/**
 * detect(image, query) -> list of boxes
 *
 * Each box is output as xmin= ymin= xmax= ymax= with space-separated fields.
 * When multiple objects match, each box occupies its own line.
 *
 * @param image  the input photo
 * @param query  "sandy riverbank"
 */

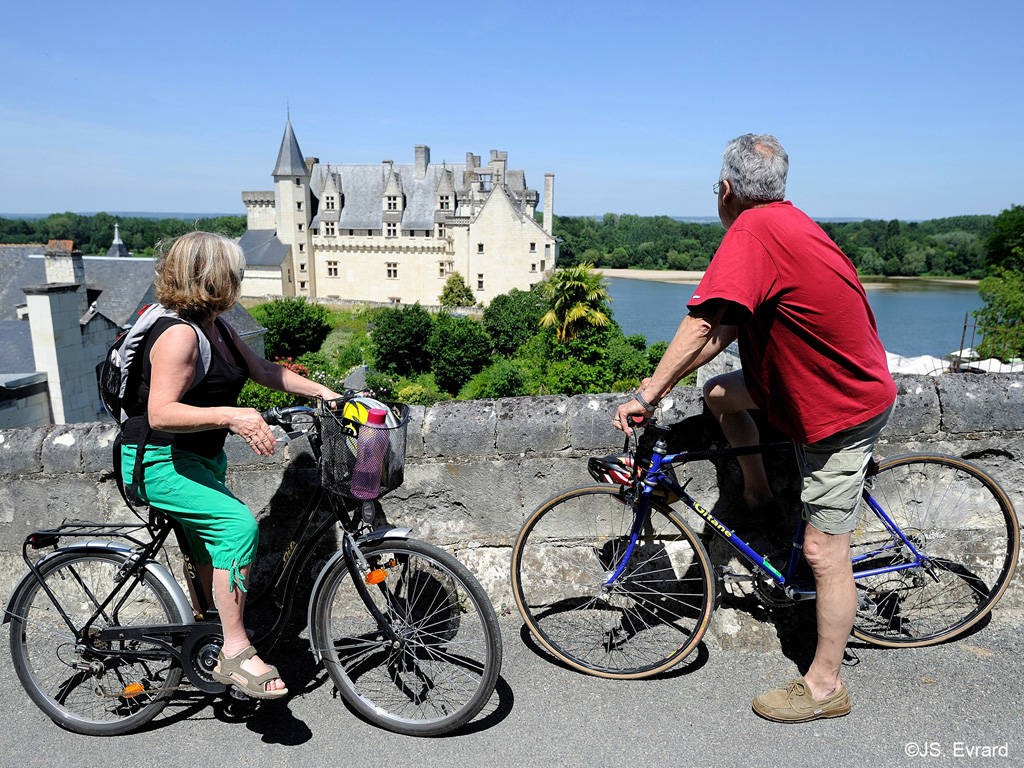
xmin=596 ymin=268 xmax=979 ymax=289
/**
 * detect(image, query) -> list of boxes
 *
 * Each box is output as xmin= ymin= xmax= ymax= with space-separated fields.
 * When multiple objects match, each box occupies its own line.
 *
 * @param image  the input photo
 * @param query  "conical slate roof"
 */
xmin=272 ymin=118 xmax=307 ymax=178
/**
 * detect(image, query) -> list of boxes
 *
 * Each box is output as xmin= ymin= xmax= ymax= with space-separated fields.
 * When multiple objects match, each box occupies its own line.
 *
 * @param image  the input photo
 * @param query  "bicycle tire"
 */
xmin=851 ymin=453 xmax=1020 ymax=647
xmin=8 ymin=550 xmax=185 ymax=735
xmin=310 ymin=538 xmax=502 ymax=736
xmin=511 ymin=484 xmax=715 ymax=679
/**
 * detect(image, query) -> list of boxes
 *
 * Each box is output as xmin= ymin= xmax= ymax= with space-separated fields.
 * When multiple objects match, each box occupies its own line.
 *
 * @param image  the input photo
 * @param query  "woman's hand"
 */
xmin=228 ymin=408 xmax=276 ymax=456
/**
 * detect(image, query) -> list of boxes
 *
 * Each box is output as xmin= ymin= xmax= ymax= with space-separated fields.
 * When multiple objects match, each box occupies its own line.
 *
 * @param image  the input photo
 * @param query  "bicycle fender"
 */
xmin=305 ymin=527 xmax=412 ymax=661
xmin=3 ymin=541 xmax=194 ymax=625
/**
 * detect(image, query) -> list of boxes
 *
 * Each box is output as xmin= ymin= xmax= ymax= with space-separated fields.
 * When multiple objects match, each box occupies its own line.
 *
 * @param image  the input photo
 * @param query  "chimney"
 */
xmin=415 ymin=145 xmax=430 ymax=179
xmin=543 ymin=173 xmax=555 ymax=235
xmin=43 ymin=240 xmax=87 ymax=314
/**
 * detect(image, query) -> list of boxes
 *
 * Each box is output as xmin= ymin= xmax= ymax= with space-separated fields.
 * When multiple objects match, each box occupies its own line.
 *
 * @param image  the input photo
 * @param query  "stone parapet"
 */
xmin=1 ymin=374 xmax=1022 ymax=648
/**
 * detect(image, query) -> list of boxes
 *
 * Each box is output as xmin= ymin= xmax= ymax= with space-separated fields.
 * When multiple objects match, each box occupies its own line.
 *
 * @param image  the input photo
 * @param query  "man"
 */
xmin=614 ymin=134 xmax=896 ymax=723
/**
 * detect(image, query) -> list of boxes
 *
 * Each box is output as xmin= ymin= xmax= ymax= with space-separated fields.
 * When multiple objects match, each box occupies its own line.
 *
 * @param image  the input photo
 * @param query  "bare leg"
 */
xmin=801 ymin=525 xmax=855 ymax=699
xmin=702 ymin=370 xmax=772 ymax=507
xmin=184 ymin=563 xmax=214 ymax=615
xmin=213 ymin=567 xmax=286 ymax=693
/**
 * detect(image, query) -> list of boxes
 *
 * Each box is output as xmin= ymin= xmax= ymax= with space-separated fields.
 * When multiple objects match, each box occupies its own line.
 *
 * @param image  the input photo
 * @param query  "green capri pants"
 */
xmin=120 ymin=444 xmax=258 ymax=592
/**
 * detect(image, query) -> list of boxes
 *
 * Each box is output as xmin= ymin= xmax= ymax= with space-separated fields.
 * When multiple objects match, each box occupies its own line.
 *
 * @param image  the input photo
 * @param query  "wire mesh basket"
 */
xmin=319 ymin=400 xmax=410 ymax=499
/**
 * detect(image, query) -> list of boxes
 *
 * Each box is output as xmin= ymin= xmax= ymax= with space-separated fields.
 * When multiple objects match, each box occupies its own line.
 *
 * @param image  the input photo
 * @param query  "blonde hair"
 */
xmin=153 ymin=232 xmax=245 ymax=321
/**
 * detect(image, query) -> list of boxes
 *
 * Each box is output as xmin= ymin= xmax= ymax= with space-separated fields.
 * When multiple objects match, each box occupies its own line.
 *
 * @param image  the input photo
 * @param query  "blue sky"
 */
xmin=1 ymin=1 xmax=1021 ymax=220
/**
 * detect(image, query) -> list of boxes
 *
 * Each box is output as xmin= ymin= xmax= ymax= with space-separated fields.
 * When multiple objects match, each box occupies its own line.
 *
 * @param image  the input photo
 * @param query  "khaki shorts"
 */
xmin=794 ymin=405 xmax=893 ymax=535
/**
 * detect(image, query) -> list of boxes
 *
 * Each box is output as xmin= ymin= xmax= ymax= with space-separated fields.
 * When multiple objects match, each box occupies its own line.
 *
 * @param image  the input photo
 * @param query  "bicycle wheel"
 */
xmin=851 ymin=454 xmax=1020 ymax=647
xmin=511 ymin=484 xmax=715 ymax=679
xmin=311 ymin=538 xmax=502 ymax=736
xmin=8 ymin=550 xmax=185 ymax=735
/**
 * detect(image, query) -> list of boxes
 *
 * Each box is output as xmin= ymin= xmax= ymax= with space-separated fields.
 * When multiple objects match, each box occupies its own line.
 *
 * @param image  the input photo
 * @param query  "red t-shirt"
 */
xmin=689 ymin=201 xmax=896 ymax=444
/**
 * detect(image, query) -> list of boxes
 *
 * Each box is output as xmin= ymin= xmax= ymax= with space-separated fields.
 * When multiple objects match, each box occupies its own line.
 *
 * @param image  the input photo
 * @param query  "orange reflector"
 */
xmin=365 ymin=569 xmax=388 ymax=585
xmin=121 ymin=682 xmax=146 ymax=698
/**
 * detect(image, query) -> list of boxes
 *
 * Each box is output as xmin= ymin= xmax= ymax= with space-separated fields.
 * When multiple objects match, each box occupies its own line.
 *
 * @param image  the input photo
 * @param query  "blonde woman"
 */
xmin=119 ymin=231 xmax=343 ymax=699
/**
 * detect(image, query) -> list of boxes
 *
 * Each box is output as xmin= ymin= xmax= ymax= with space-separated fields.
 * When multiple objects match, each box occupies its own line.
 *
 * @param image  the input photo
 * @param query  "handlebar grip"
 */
xmin=261 ymin=406 xmax=284 ymax=425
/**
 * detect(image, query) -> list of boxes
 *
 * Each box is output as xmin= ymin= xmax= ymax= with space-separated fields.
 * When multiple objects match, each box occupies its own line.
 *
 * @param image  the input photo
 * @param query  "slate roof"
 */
xmin=238 ymin=229 xmax=291 ymax=268
xmin=273 ymin=119 xmax=308 ymax=178
xmin=0 ymin=319 xmax=35 ymax=375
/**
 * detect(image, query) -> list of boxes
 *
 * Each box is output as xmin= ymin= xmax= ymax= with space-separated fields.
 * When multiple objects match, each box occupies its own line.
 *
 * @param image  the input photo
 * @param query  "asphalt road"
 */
xmin=1 ymin=612 xmax=1021 ymax=768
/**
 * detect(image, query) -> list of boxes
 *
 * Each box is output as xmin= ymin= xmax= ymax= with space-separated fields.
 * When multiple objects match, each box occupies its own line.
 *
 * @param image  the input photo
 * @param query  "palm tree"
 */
xmin=539 ymin=262 xmax=611 ymax=342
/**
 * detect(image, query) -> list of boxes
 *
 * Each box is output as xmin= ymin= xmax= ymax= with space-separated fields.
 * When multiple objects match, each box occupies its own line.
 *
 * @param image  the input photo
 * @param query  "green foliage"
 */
xmin=459 ymin=360 xmax=528 ymax=399
xmin=0 ymin=213 xmax=246 ymax=255
xmin=295 ymin=351 xmax=347 ymax=394
xmin=370 ymin=304 xmax=433 ymax=376
xmin=974 ymin=267 xmax=1024 ymax=361
xmin=250 ymin=297 xmax=331 ymax=360
xmin=438 ymin=273 xmax=477 ymax=307
xmin=984 ymin=205 xmax=1024 ymax=273
xmin=237 ymin=380 xmax=298 ymax=410
xmin=539 ymin=263 xmax=611 ymax=342
xmin=428 ymin=313 xmax=493 ymax=394
xmin=482 ymin=287 xmax=546 ymax=356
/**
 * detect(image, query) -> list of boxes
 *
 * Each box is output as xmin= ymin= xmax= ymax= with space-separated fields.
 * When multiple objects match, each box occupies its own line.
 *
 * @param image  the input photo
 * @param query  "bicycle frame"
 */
xmin=611 ymin=438 xmax=934 ymax=601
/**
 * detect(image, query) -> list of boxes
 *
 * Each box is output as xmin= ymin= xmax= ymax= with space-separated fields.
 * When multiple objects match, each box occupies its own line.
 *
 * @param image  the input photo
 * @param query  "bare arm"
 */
xmin=613 ymin=303 xmax=737 ymax=432
xmin=225 ymin=322 xmax=343 ymax=402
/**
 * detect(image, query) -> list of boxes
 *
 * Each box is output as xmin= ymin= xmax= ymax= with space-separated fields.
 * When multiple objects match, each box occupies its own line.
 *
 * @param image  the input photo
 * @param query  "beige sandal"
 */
xmin=212 ymin=645 xmax=288 ymax=700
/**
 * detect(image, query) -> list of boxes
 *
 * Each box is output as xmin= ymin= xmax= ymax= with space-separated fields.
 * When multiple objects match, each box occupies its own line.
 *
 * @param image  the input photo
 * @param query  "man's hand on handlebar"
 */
xmin=613 ymin=399 xmax=651 ymax=435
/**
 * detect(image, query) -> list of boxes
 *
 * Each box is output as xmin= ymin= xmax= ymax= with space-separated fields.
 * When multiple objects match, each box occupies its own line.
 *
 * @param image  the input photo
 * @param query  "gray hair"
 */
xmin=720 ymin=134 xmax=788 ymax=202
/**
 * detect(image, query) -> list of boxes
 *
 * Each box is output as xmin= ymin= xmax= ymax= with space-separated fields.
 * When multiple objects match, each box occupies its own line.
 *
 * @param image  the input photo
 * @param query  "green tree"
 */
xmin=249 ymin=297 xmax=332 ymax=360
xmin=439 ymin=272 xmax=476 ymax=307
xmin=428 ymin=313 xmax=493 ymax=394
xmin=371 ymin=303 xmax=433 ymax=376
xmin=985 ymin=205 xmax=1024 ymax=272
xmin=482 ymin=287 xmax=546 ymax=356
xmin=974 ymin=266 xmax=1024 ymax=361
xmin=539 ymin=263 xmax=611 ymax=342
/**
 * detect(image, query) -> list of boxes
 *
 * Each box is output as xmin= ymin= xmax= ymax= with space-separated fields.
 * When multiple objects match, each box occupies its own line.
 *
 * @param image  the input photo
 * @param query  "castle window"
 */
xmin=386 ymin=223 xmax=397 ymax=237
xmin=387 ymin=262 xmax=398 ymax=279
xmin=324 ymin=196 xmax=335 ymax=210
xmin=477 ymin=273 xmax=484 ymax=290
xmin=299 ymin=280 xmax=307 ymax=289
xmin=327 ymin=260 xmax=338 ymax=277
xmin=299 ymin=263 xmax=306 ymax=272
xmin=439 ymin=195 xmax=450 ymax=211
xmin=531 ymin=263 xmax=537 ymax=273
xmin=297 ymin=201 xmax=303 ymax=211
xmin=541 ymin=260 xmax=546 ymax=271
xmin=294 ymin=179 xmax=301 ymax=186
xmin=530 ymin=242 xmax=536 ymax=253
xmin=324 ymin=222 xmax=336 ymax=236
xmin=298 ymin=243 xmax=304 ymax=252
xmin=349 ymin=229 xmax=355 ymax=236
xmin=437 ymin=223 xmax=446 ymax=239
xmin=477 ymin=243 xmax=484 ymax=254
xmin=386 ymin=195 xmax=398 ymax=211
xmin=297 ymin=223 xmax=304 ymax=232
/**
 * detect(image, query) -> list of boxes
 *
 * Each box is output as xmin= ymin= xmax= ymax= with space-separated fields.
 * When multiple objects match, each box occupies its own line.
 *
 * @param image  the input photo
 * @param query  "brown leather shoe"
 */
xmin=752 ymin=678 xmax=851 ymax=723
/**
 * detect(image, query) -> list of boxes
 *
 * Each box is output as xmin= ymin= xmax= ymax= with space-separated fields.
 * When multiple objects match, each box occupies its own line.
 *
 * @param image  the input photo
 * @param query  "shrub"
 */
xmin=439 ymin=273 xmax=477 ymax=307
xmin=250 ymin=298 xmax=331 ymax=360
xmin=482 ymin=287 xmax=546 ymax=356
xmin=371 ymin=304 xmax=433 ymax=376
xmin=428 ymin=313 xmax=493 ymax=394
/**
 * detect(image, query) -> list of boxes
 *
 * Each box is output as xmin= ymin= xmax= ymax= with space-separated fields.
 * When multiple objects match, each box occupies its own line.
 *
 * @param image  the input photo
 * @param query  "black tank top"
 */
xmin=121 ymin=316 xmax=249 ymax=457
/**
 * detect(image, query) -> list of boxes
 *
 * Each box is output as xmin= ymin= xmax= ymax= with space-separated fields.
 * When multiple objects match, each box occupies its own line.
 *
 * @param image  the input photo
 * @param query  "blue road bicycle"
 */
xmin=511 ymin=418 xmax=1020 ymax=678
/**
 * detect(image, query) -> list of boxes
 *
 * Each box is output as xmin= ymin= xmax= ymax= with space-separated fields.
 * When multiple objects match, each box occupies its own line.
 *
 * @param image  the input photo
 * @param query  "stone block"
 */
xmin=887 ymin=375 xmax=940 ymax=436
xmin=422 ymin=400 xmax=496 ymax=458
xmin=495 ymin=395 xmax=569 ymax=456
xmin=404 ymin=405 xmax=426 ymax=460
xmin=939 ymin=374 xmax=1024 ymax=433
xmin=0 ymin=428 xmax=45 ymax=476
xmin=41 ymin=425 xmax=85 ymax=474
xmin=566 ymin=393 xmax=623 ymax=453
xmin=84 ymin=422 xmax=119 ymax=473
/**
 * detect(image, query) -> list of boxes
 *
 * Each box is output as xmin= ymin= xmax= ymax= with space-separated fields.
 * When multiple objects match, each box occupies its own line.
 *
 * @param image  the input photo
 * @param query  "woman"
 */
xmin=120 ymin=231 xmax=343 ymax=699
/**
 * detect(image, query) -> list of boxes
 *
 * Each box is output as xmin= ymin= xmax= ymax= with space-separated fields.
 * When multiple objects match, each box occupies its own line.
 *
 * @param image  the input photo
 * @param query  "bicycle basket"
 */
xmin=319 ymin=399 xmax=410 ymax=498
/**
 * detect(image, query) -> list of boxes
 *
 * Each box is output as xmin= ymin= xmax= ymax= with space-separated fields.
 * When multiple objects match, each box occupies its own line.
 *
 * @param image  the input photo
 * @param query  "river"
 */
xmin=605 ymin=277 xmax=982 ymax=358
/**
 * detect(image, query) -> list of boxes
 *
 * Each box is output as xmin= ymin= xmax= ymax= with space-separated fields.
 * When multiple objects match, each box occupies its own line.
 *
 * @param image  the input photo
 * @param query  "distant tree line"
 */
xmin=553 ymin=213 xmax=995 ymax=278
xmin=0 ymin=213 xmax=247 ymax=256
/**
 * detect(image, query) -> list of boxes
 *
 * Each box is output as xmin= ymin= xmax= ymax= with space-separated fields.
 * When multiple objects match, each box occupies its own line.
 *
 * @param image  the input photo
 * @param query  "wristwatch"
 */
xmin=632 ymin=390 xmax=656 ymax=411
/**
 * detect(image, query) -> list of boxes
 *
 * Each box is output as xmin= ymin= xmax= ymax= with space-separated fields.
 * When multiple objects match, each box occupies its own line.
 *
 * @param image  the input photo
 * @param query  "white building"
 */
xmin=240 ymin=119 xmax=558 ymax=305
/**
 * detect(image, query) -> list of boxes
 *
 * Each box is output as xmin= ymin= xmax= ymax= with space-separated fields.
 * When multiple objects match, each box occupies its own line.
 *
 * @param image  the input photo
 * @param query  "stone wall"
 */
xmin=2 ymin=374 xmax=1022 ymax=646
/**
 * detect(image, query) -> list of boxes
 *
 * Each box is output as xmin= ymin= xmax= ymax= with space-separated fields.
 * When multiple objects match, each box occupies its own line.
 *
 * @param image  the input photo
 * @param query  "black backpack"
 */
xmin=97 ymin=303 xmax=213 ymax=506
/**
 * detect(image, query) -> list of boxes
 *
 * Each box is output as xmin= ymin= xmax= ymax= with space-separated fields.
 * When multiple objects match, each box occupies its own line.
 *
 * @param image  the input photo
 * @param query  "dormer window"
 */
xmin=324 ymin=195 xmax=336 ymax=210
xmin=439 ymin=195 xmax=451 ymax=211
xmin=386 ymin=195 xmax=399 ymax=211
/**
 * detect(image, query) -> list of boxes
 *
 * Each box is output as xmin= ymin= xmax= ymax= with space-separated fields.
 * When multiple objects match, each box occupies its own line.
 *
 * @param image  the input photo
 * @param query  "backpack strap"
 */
xmin=116 ymin=304 xmax=212 ymax=422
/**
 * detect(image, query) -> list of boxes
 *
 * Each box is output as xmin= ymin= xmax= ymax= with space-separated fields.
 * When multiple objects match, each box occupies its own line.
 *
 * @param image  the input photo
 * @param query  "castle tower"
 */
xmin=273 ymin=118 xmax=314 ymax=296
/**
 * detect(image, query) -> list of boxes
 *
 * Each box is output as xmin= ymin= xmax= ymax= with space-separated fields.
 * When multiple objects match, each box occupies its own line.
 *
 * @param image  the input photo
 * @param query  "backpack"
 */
xmin=97 ymin=303 xmax=213 ymax=425
xmin=97 ymin=303 xmax=213 ymax=507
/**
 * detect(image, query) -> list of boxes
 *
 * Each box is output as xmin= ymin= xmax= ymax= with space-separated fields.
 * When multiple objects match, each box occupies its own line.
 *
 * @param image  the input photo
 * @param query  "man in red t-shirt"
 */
xmin=614 ymin=134 xmax=896 ymax=723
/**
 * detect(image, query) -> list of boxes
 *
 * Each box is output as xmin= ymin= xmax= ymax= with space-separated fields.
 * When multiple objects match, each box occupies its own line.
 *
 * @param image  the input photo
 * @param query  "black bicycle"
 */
xmin=3 ymin=397 xmax=502 ymax=736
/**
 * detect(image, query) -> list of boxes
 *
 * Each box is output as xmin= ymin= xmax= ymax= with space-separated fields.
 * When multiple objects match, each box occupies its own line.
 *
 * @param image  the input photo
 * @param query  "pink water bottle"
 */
xmin=349 ymin=408 xmax=390 ymax=500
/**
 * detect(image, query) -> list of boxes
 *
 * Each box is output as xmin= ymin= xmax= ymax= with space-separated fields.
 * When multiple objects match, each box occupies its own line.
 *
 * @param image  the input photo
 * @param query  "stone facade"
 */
xmin=240 ymin=120 xmax=558 ymax=306
xmin=1 ymin=376 xmax=1022 ymax=649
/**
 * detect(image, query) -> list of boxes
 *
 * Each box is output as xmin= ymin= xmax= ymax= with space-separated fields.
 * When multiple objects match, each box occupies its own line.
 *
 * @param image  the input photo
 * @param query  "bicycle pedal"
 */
xmin=717 ymin=566 xmax=754 ymax=583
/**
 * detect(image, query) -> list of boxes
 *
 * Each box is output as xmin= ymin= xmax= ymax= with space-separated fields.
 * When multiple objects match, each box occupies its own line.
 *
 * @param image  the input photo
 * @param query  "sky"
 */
xmin=1 ymin=1 xmax=1022 ymax=221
